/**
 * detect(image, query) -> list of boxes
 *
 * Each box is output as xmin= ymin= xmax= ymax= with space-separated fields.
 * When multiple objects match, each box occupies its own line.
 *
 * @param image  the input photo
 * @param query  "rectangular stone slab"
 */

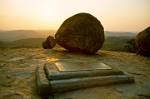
xmin=36 ymin=66 xmax=134 ymax=97
xmin=35 ymin=66 xmax=52 ymax=97
xmin=44 ymin=62 xmax=124 ymax=80
xmin=49 ymin=75 xmax=134 ymax=93
xmin=55 ymin=61 xmax=112 ymax=71
xmin=53 ymin=60 xmax=112 ymax=71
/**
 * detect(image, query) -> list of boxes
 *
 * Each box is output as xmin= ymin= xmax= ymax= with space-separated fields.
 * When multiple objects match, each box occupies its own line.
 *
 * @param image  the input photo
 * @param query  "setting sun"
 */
xmin=0 ymin=0 xmax=150 ymax=32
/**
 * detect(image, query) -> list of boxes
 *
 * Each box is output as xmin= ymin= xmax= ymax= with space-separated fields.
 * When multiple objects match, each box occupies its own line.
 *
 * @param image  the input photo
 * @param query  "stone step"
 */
xmin=35 ymin=65 xmax=134 ymax=98
xmin=44 ymin=62 xmax=124 ymax=80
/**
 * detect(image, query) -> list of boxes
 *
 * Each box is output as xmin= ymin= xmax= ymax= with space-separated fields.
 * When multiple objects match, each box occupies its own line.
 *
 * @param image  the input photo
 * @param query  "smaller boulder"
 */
xmin=42 ymin=36 xmax=56 ymax=49
xmin=135 ymin=26 xmax=150 ymax=56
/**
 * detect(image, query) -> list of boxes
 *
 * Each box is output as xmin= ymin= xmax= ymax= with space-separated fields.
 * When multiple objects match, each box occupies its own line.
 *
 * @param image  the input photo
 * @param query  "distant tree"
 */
xmin=125 ymin=38 xmax=136 ymax=53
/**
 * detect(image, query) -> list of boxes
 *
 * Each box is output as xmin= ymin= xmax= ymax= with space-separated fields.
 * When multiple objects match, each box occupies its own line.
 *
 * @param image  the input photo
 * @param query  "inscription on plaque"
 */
xmin=54 ymin=60 xmax=112 ymax=72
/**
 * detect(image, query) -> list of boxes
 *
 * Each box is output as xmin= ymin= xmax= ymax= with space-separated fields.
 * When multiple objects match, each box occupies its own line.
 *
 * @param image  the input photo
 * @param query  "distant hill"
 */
xmin=0 ymin=30 xmax=136 ymax=42
xmin=102 ymin=31 xmax=136 ymax=51
xmin=105 ymin=31 xmax=136 ymax=37
xmin=0 ymin=38 xmax=45 ymax=48
xmin=0 ymin=30 xmax=137 ymax=52
xmin=0 ymin=36 xmax=135 ymax=52
xmin=102 ymin=36 xmax=133 ymax=51
xmin=10 ymin=38 xmax=45 ymax=48
xmin=0 ymin=30 xmax=55 ymax=42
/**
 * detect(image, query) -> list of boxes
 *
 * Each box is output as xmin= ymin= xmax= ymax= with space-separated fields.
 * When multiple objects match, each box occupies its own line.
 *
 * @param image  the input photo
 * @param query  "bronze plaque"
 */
xmin=54 ymin=60 xmax=112 ymax=72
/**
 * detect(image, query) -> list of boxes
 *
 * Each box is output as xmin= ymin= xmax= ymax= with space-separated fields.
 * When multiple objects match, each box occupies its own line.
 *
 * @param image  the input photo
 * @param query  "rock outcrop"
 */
xmin=135 ymin=26 xmax=150 ymax=56
xmin=55 ymin=13 xmax=104 ymax=54
xmin=42 ymin=36 xmax=56 ymax=49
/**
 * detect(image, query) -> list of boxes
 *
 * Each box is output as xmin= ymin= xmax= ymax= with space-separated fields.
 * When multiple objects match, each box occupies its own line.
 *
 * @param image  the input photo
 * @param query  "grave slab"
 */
xmin=35 ymin=60 xmax=134 ymax=98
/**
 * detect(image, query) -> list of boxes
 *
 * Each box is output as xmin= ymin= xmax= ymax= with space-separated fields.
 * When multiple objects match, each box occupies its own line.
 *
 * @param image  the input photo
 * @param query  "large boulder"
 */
xmin=55 ymin=13 xmax=104 ymax=54
xmin=42 ymin=36 xmax=56 ymax=49
xmin=135 ymin=26 xmax=150 ymax=56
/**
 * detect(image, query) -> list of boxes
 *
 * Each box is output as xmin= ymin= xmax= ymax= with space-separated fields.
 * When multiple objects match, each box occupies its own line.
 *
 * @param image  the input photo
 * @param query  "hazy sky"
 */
xmin=0 ymin=0 xmax=150 ymax=32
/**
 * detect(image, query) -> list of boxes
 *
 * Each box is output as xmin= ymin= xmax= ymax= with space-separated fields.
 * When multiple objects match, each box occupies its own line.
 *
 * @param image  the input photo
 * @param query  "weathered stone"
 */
xmin=0 ymin=93 xmax=23 ymax=99
xmin=42 ymin=36 xmax=56 ymax=49
xmin=36 ymin=64 xmax=134 ymax=94
xmin=35 ymin=66 xmax=52 ymax=97
xmin=135 ymin=26 xmax=150 ymax=56
xmin=44 ymin=62 xmax=124 ymax=80
xmin=49 ymin=75 xmax=134 ymax=93
xmin=55 ymin=13 xmax=104 ymax=54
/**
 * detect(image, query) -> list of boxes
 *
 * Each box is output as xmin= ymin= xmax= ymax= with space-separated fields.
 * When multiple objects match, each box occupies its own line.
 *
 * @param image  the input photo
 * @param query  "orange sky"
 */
xmin=0 ymin=0 xmax=150 ymax=32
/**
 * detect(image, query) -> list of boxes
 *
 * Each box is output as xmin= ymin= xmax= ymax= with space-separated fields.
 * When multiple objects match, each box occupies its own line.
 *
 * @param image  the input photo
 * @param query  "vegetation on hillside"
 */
xmin=0 ymin=30 xmax=136 ymax=52
xmin=0 ymin=38 xmax=45 ymax=48
xmin=101 ymin=36 xmax=133 ymax=51
xmin=0 ymin=36 xmax=135 ymax=52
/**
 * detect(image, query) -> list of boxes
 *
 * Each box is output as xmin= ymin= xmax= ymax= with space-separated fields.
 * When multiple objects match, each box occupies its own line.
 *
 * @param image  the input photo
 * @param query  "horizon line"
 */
xmin=0 ymin=29 xmax=138 ymax=33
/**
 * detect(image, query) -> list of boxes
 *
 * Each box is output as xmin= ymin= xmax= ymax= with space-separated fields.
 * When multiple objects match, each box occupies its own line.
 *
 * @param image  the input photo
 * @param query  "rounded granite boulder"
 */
xmin=55 ymin=13 xmax=104 ymax=54
xmin=42 ymin=36 xmax=56 ymax=49
xmin=135 ymin=26 xmax=150 ymax=56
